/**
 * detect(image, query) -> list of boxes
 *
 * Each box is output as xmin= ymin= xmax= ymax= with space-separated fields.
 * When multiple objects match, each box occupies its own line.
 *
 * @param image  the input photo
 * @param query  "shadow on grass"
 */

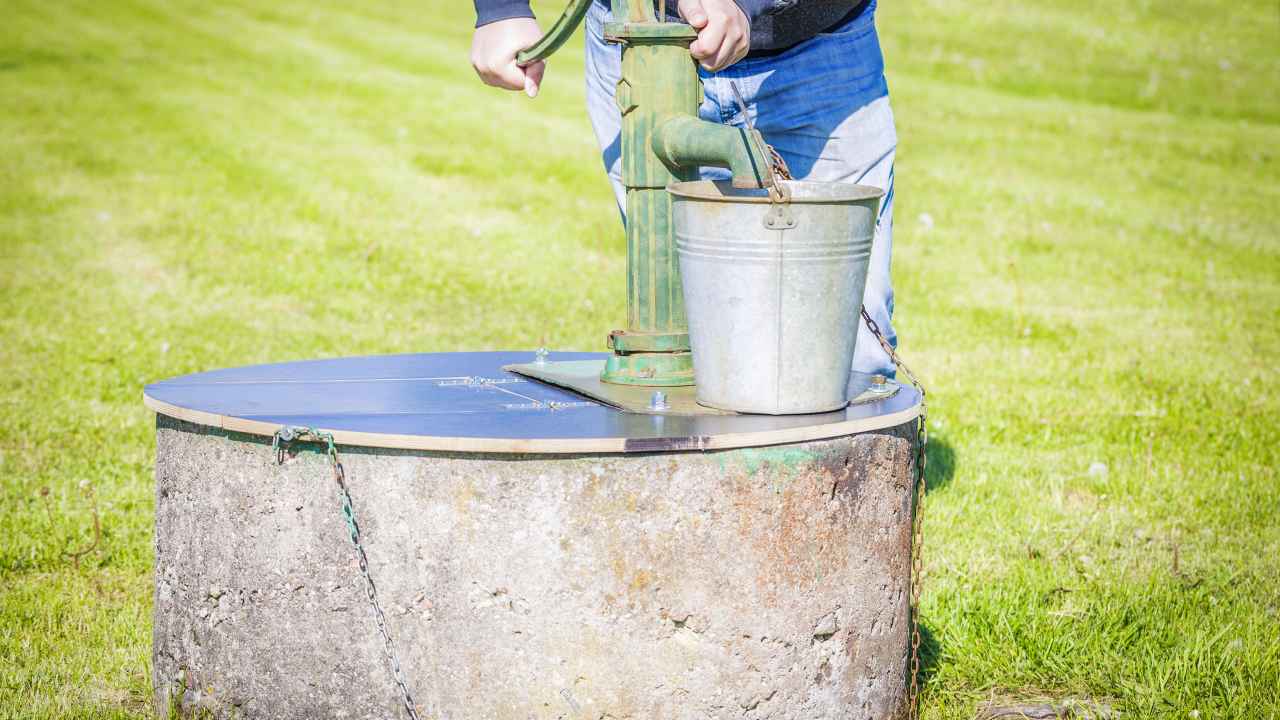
xmin=916 ymin=621 xmax=943 ymax=685
xmin=924 ymin=435 xmax=956 ymax=493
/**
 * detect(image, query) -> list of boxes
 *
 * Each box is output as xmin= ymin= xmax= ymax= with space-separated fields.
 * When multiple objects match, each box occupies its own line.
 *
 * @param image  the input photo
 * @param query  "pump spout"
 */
xmin=652 ymin=115 xmax=774 ymax=189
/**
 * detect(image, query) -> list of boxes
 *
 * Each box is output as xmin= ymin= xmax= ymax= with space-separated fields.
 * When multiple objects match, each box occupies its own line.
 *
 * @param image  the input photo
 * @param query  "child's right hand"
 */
xmin=470 ymin=18 xmax=547 ymax=98
xmin=678 ymin=0 xmax=751 ymax=71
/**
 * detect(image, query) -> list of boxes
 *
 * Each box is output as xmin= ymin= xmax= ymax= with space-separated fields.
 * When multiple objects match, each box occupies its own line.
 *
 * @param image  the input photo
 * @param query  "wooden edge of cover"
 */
xmin=143 ymin=392 xmax=922 ymax=455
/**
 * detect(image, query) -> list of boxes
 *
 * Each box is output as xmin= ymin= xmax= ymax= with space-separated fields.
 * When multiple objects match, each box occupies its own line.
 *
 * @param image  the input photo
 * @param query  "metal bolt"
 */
xmin=533 ymin=347 xmax=549 ymax=365
xmin=649 ymin=391 xmax=669 ymax=411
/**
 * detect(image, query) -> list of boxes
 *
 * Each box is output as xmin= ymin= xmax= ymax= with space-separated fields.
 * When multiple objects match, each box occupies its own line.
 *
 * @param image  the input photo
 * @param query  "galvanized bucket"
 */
xmin=670 ymin=179 xmax=884 ymax=414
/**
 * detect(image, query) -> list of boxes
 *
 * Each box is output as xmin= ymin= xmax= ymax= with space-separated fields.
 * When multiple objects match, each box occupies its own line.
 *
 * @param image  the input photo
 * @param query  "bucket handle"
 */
xmin=729 ymin=81 xmax=796 ymax=231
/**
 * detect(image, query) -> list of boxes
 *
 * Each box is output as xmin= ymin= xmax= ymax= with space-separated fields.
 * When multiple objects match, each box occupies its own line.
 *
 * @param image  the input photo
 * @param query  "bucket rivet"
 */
xmin=649 ymin=391 xmax=669 ymax=411
xmin=533 ymin=347 xmax=549 ymax=365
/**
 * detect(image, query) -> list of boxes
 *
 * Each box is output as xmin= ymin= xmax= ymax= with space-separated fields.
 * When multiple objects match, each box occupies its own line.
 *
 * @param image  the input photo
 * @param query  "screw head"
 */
xmin=649 ymin=391 xmax=669 ymax=411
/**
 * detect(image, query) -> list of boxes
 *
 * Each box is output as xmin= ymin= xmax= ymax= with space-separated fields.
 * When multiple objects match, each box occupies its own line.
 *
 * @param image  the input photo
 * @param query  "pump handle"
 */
xmin=515 ymin=0 xmax=594 ymax=67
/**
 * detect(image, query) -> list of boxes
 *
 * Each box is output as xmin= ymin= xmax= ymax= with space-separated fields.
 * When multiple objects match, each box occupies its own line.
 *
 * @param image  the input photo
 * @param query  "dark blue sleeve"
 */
xmin=731 ymin=0 xmax=776 ymax=24
xmin=474 ymin=0 xmax=535 ymax=27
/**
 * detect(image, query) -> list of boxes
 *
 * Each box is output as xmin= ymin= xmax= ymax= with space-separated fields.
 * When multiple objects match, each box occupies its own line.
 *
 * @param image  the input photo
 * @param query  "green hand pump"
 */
xmin=517 ymin=0 xmax=774 ymax=386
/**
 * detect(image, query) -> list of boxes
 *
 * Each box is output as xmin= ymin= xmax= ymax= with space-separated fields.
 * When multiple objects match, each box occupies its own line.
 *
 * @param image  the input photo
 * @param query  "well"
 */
xmin=146 ymin=351 xmax=920 ymax=719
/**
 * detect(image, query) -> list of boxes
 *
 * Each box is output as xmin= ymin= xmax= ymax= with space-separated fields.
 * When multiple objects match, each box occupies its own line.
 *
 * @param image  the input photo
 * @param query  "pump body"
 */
xmin=518 ymin=0 xmax=772 ymax=386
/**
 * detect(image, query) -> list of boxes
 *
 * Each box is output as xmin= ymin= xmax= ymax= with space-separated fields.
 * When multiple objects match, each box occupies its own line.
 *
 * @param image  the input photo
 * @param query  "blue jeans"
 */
xmin=584 ymin=1 xmax=898 ymax=377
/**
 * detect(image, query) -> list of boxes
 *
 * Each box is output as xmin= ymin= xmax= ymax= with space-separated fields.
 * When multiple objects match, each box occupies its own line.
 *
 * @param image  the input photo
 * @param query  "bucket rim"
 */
xmin=667 ymin=179 xmax=884 ymax=204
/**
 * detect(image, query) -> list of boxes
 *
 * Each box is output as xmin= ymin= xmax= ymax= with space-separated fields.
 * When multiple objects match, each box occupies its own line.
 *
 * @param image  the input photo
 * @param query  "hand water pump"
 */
xmin=517 ymin=0 xmax=775 ymax=387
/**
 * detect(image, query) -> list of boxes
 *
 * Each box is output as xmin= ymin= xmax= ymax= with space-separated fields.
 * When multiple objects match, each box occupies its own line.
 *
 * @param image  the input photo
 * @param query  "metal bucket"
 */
xmin=670 ymin=179 xmax=884 ymax=414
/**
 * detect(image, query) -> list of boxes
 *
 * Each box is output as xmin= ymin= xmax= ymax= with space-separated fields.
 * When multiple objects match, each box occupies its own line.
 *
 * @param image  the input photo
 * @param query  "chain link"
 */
xmin=860 ymin=308 xmax=927 ymax=720
xmin=767 ymin=144 xmax=793 ymax=183
xmin=273 ymin=427 xmax=422 ymax=720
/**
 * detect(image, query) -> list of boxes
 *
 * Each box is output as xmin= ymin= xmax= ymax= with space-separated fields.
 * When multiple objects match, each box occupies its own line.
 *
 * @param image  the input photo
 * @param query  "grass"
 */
xmin=1 ymin=0 xmax=1277 ymax=717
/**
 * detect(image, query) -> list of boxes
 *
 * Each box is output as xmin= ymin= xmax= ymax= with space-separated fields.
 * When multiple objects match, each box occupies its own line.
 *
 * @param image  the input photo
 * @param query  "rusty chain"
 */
xmin=272 ymin=427 xmax=422 ymax=720
xmin=860 ymin=308 xmax=928 ymax=720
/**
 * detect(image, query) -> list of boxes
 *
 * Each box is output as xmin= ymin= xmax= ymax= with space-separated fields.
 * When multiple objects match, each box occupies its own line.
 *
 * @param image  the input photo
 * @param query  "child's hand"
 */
xmin=470 ymin=18 xmax=546 ymax=98
xmin=678 ymin=0 xmax=751 ymax=71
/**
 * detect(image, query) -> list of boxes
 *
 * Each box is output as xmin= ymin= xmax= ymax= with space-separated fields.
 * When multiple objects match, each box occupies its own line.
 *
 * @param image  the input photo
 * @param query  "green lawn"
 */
xmin=1 ymin=0 xmax=1277 ymax=717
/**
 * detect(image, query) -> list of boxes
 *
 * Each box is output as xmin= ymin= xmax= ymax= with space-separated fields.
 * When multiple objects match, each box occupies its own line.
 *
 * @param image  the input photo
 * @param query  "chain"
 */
xmin=859 ymin=308 xmax=927 ymax=720
xmin=767 ymin=145 xmax=793 ymax=182
xmin=273 ymin=427 xmax=422 ymax=720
